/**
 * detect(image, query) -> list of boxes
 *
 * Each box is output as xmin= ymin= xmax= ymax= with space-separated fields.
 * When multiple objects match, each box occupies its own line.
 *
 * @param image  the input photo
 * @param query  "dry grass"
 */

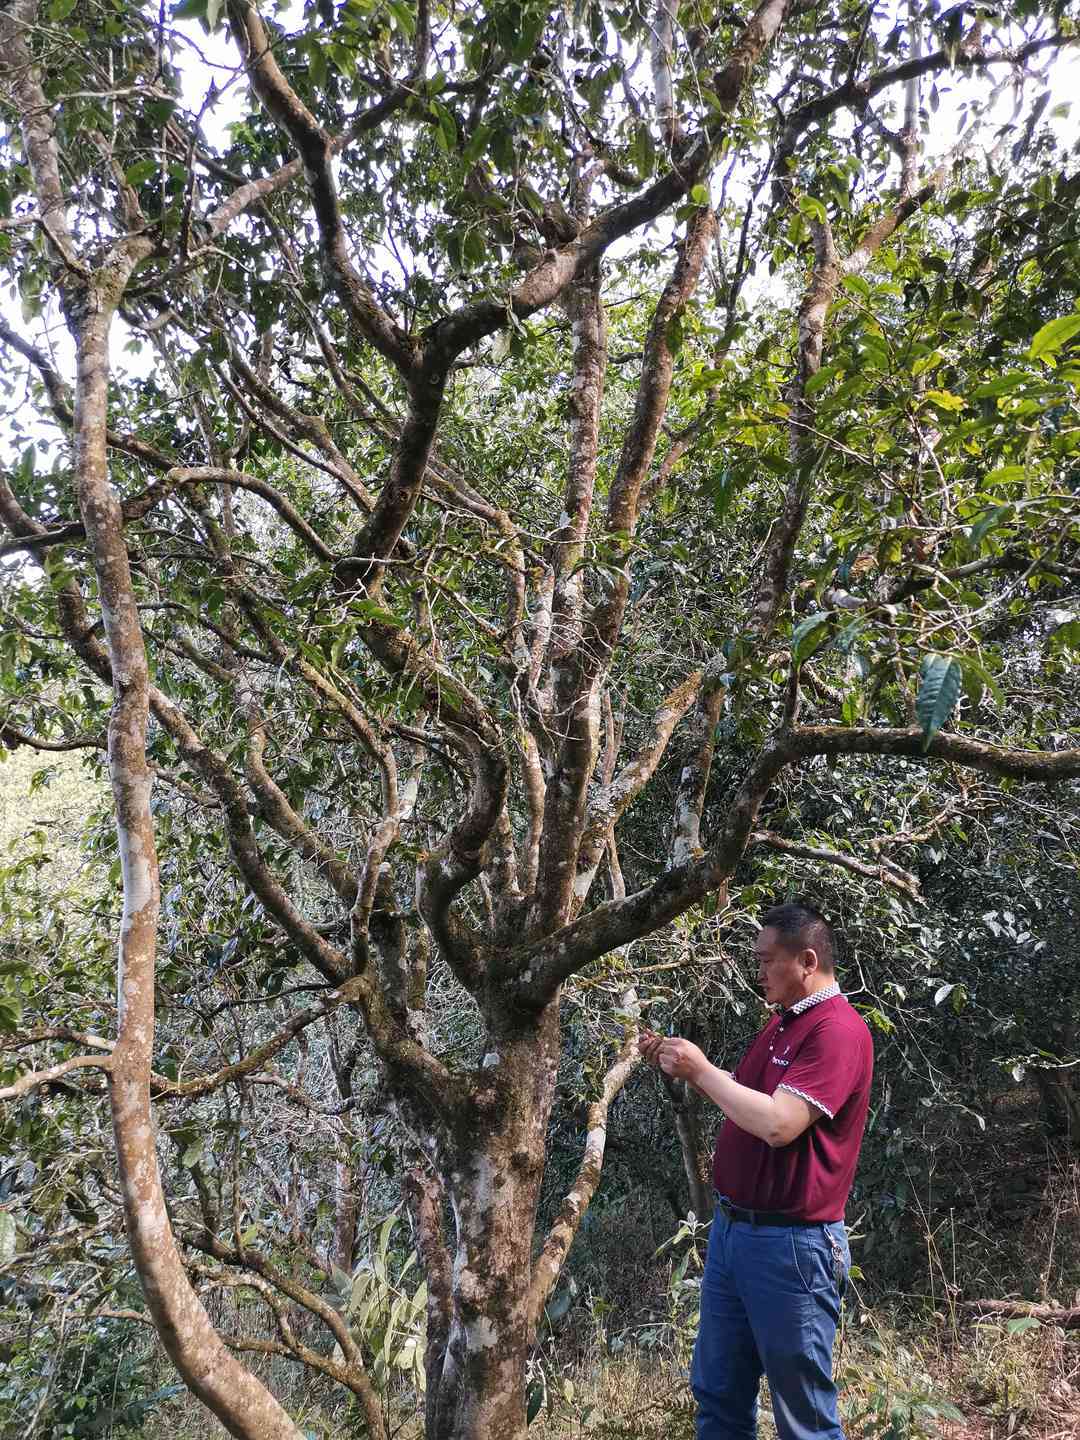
xmin=527 ymin=1313 xmax=1079 ymax=1440
xmin=137 ymin=1302 xmax=1079 ymax=1440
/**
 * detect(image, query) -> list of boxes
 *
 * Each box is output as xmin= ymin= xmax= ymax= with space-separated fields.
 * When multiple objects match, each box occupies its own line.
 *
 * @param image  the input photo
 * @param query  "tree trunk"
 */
xmin=73 ymin=299 xmax=304 ymax=1440
xmin=660 ymin=1073 xmax=715 ymax=1223
xmin=425 ymin=1001 xmax=559 ymax=1440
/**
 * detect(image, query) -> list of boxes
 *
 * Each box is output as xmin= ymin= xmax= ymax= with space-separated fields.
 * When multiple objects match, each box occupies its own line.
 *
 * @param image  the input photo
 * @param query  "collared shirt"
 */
xmin=711 ymin=992 xmax=873 ymax=1222
xmin=785 ymin=980 xmax=841 ymax=1018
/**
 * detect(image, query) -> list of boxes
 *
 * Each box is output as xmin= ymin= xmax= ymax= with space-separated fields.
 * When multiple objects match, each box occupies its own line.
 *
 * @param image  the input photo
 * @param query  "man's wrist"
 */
xmin=693 ymin=1059 xmax=732 ymax=1101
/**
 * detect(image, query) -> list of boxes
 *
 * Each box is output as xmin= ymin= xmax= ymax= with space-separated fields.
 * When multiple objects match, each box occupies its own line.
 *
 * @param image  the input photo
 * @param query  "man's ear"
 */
xmin=802 ymin=946 xmax=820 ymax=976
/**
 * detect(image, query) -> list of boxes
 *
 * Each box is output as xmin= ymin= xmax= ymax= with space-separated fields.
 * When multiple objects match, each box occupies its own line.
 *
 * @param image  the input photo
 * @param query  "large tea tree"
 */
xmin=2 ymin=0 xmax=1080 ymax=1435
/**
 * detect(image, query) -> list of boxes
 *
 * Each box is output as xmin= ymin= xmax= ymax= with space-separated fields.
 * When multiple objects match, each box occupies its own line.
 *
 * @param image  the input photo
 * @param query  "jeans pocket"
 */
xmin=790 ymin=1227 xmax=836 ymax=1294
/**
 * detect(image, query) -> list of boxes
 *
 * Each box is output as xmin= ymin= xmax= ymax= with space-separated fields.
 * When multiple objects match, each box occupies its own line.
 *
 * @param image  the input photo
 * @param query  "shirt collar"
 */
xmin=782 ymin=981 xmax=841 ymax=1021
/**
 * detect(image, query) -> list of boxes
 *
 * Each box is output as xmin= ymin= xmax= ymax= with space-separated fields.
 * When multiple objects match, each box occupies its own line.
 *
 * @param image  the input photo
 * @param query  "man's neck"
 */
xmin=784 ymin=980 xmax=841 ymax=1017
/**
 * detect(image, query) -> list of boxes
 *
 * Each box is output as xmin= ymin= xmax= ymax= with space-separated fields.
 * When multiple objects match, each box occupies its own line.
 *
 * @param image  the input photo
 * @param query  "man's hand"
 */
xmin=638 ymin=1028 xmax=664 ymax=1067
xmin=639 ymin=1029 xmax=709 ymax=1086
xmin=640 ymin=1029 xmax=820 ymax=1147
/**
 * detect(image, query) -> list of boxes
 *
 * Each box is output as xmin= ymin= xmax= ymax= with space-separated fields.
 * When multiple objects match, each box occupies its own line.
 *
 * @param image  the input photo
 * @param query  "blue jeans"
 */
xmin=691 ymin=1206 xmax=850 ymax=1440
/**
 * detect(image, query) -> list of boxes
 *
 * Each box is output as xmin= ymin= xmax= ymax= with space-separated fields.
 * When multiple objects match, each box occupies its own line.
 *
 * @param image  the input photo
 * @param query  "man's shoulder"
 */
xmin=805 ymin=996 xmax=873 ymax=1045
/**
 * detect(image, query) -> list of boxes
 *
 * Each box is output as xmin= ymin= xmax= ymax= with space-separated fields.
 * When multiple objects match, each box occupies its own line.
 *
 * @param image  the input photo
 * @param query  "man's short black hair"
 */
xmin=760 ymin=901 xmax=836 ymax=974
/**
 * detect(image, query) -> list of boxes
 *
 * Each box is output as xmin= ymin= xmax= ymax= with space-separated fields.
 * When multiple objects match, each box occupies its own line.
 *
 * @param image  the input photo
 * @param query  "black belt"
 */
xmin=715 ymin=1196 xmax=833 ymax=1228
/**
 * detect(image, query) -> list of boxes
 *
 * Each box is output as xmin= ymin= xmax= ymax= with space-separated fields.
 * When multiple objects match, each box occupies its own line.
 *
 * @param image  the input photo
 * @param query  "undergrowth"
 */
xmin=133 ymin=1157 xmax=1080 ymax=1440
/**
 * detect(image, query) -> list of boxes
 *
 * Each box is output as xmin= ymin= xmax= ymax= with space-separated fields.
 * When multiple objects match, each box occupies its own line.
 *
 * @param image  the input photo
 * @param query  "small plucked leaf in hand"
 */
xmin=916 ymin=654 xmax=962 ymax=749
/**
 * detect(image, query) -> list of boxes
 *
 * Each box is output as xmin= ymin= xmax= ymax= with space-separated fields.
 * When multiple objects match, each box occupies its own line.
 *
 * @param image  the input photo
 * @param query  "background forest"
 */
xmin=2 ymin=0 xmax=1080 ymax=1435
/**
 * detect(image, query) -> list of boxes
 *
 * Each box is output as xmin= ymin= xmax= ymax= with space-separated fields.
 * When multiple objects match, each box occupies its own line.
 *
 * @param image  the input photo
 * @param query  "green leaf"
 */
xmin=526 ymin=1377 xmax=546 ymax=1425
xmin=377 ymin=1211 xmax=397 ymax=1262
xmin=916 ymin=654 xmax=962 ymax=750
xmin=836 ymin=619 xmax=865 ymax=654
xmin=511 ymin=7 xmax=544 ymax=60
xmin=958 ymin=655 xmax=1004 ymax=709
xmin=972 ymin=373 xmax=1026 ymax=399
xmin=180 ymin=1140 xmax=203 ymax=1167
xmin=125 ymin=160 xmax=158 ymax=187
xmin=791 ymin=612 xmax=832 ymax=664
xmin=910 ymin=349 xmax=942 ymax=378
xmin=805 ymin=362 xmax=841 ymax=397
xmin=923 ymin=389 xmax=965 ymax=412
xmin=48 ymin=0 xmax=77 ymax=18
xmin=1006 ymin=1317 xmax=1042 ymax=1335
xmin=428 ymin=101 xmax=457 ymax=152
xmin=308 ymin=39 xmax=327 ymax=89
xmin=1048 ymin=618 xmax=1080 ymax=656
xmin=797 ymin=194 xmax=827 ymax=225
xmin=146 ymin=97 xmax=178 ymax=126
xmin=463 ymin=228 xmax=486 ymax=266
xmin=705 ymin=468 xmax=738 ymax=523
xmin=387 ymin=0 xmax=415 ymax=36
xmin=1028 ymin=312 xmax=1080 ymax=362
xmin=983 ymin=465 xmax=1025 ymax=491
xmin=354 ymin=600 xmax=406 ymax=629
xmin=968 ymin=504 xmax=1012 ymax=548
xmin=462 ymin=123 xmax=493 ymax=166
xmin=631 ymin=124 xmax=655 ymax=179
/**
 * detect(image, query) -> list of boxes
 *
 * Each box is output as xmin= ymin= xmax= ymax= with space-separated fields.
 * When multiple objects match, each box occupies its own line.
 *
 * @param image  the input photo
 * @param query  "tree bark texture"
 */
xmin=74 ymin=298 xmax=306 ymax=1440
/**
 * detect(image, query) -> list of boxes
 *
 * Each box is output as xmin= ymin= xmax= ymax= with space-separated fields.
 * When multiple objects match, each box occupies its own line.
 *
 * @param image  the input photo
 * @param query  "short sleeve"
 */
xmin=778 ymin=1019 xmax=868 ymax=1120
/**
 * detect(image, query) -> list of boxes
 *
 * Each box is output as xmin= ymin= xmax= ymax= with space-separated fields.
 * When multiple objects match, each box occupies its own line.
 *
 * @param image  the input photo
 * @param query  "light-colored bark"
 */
xmin=80 ymin=272 xmax=306 ymax=1440
xmin=528 ymin=1012 xmax=641 ymax=1330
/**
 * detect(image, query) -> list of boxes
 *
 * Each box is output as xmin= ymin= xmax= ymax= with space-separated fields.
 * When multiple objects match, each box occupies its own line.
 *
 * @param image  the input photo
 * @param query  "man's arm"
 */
xmin=639 ymin=1030 xmax=820 ymax=1149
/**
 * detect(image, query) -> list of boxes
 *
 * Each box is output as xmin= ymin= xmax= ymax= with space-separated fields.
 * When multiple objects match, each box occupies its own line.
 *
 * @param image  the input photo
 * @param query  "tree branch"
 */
xmin=573 ymin=671 xmax=703 ymax=912
xmin=528 ymin=1025 xmax=640 ymax=1332
xmin=227 ymin=0 xmax=418 ymax=376
xmin=787 ymin=725 xmax=1080 ymax=781
xmin=749 ymin=829 xmax=922 ymax=901
xmin=0 ymin=1053 xmax=112 ymax=1099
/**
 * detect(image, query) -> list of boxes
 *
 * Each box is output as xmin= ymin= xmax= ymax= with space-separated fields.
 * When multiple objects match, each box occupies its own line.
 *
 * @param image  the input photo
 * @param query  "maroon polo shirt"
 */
xmin=711 ymin=993 xmax=873 ymax=1222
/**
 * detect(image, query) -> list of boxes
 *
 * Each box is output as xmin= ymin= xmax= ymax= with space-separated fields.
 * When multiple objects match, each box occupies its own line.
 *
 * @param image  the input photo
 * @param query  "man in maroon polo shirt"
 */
xmin=640 ymin=902 xmax=872 ymax=1440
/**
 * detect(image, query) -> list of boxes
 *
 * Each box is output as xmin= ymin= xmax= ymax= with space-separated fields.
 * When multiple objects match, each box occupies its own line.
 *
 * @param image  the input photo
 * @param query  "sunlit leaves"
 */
xmin=1028 ymin=311 xmax=1080 ymax=364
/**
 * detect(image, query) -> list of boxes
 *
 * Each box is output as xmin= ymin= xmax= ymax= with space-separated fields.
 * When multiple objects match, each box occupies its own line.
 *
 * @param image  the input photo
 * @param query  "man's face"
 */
xmin=754 ymin=926 xmax=813 ymax=1009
